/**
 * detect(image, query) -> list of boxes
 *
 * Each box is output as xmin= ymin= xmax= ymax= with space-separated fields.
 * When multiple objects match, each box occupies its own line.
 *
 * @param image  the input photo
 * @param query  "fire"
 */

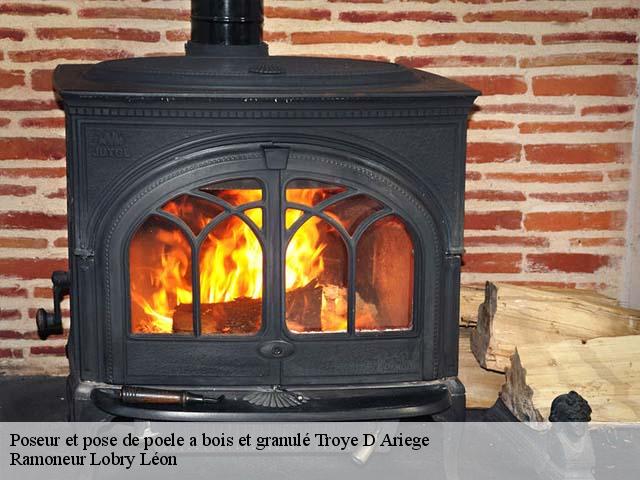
xmin=130 ymin=188 xmax=332 ymax=334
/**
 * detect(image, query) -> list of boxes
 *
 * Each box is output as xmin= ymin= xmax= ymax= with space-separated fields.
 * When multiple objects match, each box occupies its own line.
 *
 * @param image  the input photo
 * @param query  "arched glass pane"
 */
xmin=243 ymin=207 xmax=263 ymax=230
xmin=129 ymin=215 xmax=193 ymax=335
xmin=162 ymin=195 xmax=224 ymax=235
xmin=200 ymin=179 xmax=262 ymax=206
xmin=356 ymin=215 xmax=413 ymax=332
xmin=199 ymin=216 xmax=263 ymax=335
xmin=286 ymin=216 xmax=347 ymax=333
xmin=324 ymin=194 xmax=384 ymax=235
xmin=286 ymin=180 xmax=346 ymax=207
xmin=285 ymin=208 xmax=304 ymax=229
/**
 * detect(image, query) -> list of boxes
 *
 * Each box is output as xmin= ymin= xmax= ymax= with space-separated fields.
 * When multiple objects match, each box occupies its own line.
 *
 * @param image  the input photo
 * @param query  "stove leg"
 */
xmin=432 ymin=377 xmax=466 ymax=422
xmin=67 ymin=377 xmax=115 ymax=421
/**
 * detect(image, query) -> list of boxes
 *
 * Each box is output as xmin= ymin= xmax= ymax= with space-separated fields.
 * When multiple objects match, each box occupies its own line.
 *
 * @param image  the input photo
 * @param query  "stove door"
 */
xmin=276 ymin=173 xmax=424 ymax=385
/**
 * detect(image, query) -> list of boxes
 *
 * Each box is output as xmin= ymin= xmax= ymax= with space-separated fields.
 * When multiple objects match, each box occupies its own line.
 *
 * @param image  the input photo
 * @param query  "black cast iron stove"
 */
xmin=37 ymin=0 xmax=478 ymax=421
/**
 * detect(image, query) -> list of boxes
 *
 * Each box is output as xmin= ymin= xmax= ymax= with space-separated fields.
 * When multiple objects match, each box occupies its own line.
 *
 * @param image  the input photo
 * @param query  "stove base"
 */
xmin=67 ymin=377 xmax=465 ymax=422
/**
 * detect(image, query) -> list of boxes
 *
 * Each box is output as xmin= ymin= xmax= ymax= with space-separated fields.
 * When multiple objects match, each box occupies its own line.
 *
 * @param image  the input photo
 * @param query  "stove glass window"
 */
xmin=285 ymin=181 xmax=414 ymax=334
xmin=129 ymin=179 xmax=264 ymax=336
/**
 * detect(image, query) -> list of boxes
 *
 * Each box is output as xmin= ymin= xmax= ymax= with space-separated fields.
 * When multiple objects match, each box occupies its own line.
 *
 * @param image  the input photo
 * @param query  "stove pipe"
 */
xmin=187 ymin=0 xmax=268 ymax=56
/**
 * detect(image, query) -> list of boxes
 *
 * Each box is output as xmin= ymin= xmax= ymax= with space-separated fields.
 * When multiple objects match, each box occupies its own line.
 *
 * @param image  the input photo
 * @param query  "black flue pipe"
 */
xmin=187 ymin=0 xmax=267 ymax=56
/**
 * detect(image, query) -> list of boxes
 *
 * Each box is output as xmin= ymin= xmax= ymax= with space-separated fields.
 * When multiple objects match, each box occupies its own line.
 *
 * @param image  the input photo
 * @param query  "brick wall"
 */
xmin=0 ymin=0 xmax=638 ymax=375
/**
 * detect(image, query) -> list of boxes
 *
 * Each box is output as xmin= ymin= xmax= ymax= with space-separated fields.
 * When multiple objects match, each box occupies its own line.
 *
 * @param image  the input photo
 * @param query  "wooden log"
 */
xmin=459 ymin=285 xmax=484 ymax=327
xmin=501 ymin=335 xmax=640 ymax=422
xmin=471 ymin=282 xmax=640 ymax=372
xmin=173 ymin=282 xmax=323 ymax=334
xmin=458 ymin=328 xmax=504 ymax=409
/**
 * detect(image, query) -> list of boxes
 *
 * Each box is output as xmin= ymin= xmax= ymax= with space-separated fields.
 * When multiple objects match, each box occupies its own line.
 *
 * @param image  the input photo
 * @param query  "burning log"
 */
xmin=172 ymin=282 xmax=323 ymax=334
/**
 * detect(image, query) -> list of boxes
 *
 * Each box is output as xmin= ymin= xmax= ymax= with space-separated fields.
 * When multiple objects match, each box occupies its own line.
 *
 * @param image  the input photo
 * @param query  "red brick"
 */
xmin=464 ymin=10 xmax=588 ymax=23
xmin=46 ymin=188 xmax=66 ymax=199
xmin=479 ymin=103 xmax=574 ymax=115
xmin=530 ymin=191 xmax=628 ymax=203
xmin=521 ymin=52 xmax=636 ymax=68
xmin=0 ymin=99 xmax=58 ymax=111
xmin=467 ymin=142 xmax=521 ymax=163
xmin=465 ymin=211 xmax=522 ymax=230
xmin=0 ymin=3 xmax=69 ymax=16
xmin=0 ymin=258 xmax=68 ymax=279
xmin=20 ymin=117 xmax=65 ymax=129
xmin=266 ymin=6 xmax=331 ymax=21
xmin=30 ymin=69 xmax=52 ymax=91
xmin=0 ymin=309 xmax=20 ymax=320
xmin=0 ymin=212 xmax=67 ymax=230
xmin=397 ymin=55 xmax=515 ymax=68
xmin=581 ymin=104 xmax=634 ymax=116
xmin=78 ymin=8 xmax=189 ymax=21
xmin=464 ymin=236 xmax=549 ymax=247
xmin=0 ymin=184 xmax=35 ymax=197
xmin=527 ymin=253 xmax=611 ymax=274
xmin=466 ymin=190 xmax=525 ymax=202
xmin=263 ymin=31 xmax=288 ymax=43
xmin=36 ymin=27 xmax=160 ymax=43
xmin=450 ymin=75 xmax=527 ymax=95
xmin=418 ymin=32 xmax=534 ymax=46
xmin=0 ymin=237 xmax=47 ymax=248
xmin=462 ymin=253 xmax=522 ymax=273
xmin=570 ymin=237 xmax=625 ymax=247
xmin=0 ymin=287 xmax=27 ymax=297
xmin=0 ymin=168 xmax=66 ymax=178
xmin=608 ymin=170 xmax=629 ymax=181
xmin=524 ymin=143 xmax=630 ymax=164
xmin=53 ymin=237 xmax=68 ymax=247
xmin=30 ymin=346 xmax=65 ymax=356
xmin=0 ymin=118 xmax=9 ymax=127
xmin=520 ymin=122 xmax=633 ymax=134
xmin=0 ymin=330 xmax=23 ymax=339
xmin=292 ymin=31 xmax=412 ymax=45
xmin=542 ymin=31 xmax=638 ymax=45
xmin=532 ymin=75 xmax=636 ymax=97
xmin=9 ymin=48 xmax=132 ymax=62
xmin=0 ymin=348 xmax=23 ymax=359
xmin=0 ymin=138 xmax=65 ymax=160
xmin=524 ymin=211 xmax=626 ymax=231
xmin=468 ymin=120 xmax=514 ymax=130
xmin=486 ymin=172 xmax=603 ymax=183
xmin=0 ymin=27 xmax=26 ymax=41
xmin=466 ymin=171 xmax=482 ymax=181
xmin=165 ymin=29 xmax=188 ymax=42
xmin=592 ymin=8 xmax=639 ymax=20
xmin=0 ymin=68 xmax=24 ymax=88
xmin=33 ymin=287 xmax=52 ymax=298
xmin=339 ymin=10 xmax=455 ymax=23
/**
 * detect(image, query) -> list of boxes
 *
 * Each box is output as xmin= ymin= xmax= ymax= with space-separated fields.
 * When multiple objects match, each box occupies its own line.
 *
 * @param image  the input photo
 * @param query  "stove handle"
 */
xmin=35 ymin=270 xmax=70 ymax=340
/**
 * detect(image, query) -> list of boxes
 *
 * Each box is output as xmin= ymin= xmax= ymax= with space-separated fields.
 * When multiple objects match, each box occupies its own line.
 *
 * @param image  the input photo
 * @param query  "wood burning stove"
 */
xmin=37 ymin=0 xmax=478 ymax=421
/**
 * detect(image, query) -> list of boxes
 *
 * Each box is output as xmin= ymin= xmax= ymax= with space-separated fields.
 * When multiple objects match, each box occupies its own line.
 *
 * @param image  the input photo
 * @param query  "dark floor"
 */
xmin=0 ymin=375 xmax=510 ymax=421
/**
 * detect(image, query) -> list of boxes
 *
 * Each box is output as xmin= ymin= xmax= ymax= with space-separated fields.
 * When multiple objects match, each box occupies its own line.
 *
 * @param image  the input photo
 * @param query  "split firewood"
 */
xmin=471 ymin=282 xmax=640 ymax=372
xmin=501 ymin=335 xmax=640 ymax=422
xmin=458 ymin=328 xmax=504 ymax=409
xmin=459 ymin=285 xmax=484 ymax=327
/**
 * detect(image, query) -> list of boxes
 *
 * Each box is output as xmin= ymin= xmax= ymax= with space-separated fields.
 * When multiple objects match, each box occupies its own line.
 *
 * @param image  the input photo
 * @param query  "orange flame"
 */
xmin=130 ymin=188 xmax=331 ymax=333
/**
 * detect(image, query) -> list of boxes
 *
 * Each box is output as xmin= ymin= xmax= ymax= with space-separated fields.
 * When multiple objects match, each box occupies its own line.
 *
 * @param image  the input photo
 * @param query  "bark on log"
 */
xmin=458 ymin=328 xmax=504 ymax=409
xmin=173 ymin=282 xmax=323 ymax=334
xmin=501 ymin=335 xmax=640 ymax=422
xmin=471 ymin=282 xmax=640 ymax=372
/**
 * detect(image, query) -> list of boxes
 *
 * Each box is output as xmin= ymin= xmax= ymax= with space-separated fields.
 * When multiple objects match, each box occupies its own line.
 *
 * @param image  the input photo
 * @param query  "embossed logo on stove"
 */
xmin=90 ymin=131 xmax=130 ymax=158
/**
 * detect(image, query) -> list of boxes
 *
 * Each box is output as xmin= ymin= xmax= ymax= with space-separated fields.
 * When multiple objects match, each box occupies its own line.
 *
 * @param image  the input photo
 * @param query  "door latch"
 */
xmin=35 ymin=270 xmax=70 ymax=340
